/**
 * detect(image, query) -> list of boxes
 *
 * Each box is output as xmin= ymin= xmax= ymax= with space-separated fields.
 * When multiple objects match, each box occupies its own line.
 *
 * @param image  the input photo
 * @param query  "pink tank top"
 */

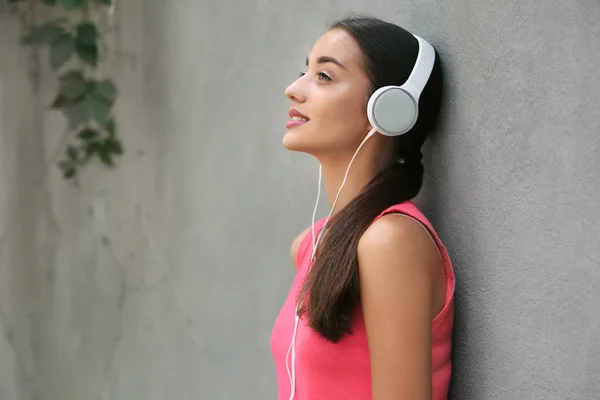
xmin=270 ymin=201 xmax=455 ymax=400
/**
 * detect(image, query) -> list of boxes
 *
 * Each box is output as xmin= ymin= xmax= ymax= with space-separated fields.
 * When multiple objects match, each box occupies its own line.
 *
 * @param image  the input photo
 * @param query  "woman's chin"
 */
xmin=282 ymin=130 xmax=309 ymax=152
xmin=282 ymin=132 xmax=336 ymax=157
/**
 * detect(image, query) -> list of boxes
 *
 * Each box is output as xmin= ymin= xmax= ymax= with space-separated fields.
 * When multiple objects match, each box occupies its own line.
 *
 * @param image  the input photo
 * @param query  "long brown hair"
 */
xmin=297 ymin=16 xmax=444 ymax=342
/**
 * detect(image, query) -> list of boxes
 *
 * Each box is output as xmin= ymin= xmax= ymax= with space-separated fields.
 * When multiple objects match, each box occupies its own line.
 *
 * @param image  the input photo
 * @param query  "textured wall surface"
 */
xmin=0 ymin=0 xmax=599 ymax=399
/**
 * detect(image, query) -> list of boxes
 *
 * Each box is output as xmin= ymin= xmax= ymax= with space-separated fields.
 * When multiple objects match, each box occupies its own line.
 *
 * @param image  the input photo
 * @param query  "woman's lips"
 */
xmin=287 ymin=108 xmax=309 ymax=129
xmin=286 ymin=119 xmax=308 ymax=128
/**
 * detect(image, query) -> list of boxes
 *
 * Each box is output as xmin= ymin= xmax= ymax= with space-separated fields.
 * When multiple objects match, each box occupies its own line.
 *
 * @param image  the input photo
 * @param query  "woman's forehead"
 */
xmin=308 ymin=29 xmax=362 ymax=69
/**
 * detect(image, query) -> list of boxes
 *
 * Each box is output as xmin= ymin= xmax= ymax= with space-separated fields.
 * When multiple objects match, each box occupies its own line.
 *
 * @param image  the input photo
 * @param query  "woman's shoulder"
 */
xmin=357 ymin=201 xmax=444 ymax=290
xmin=357 ymin=201 xmax=449 ymax=321
xmin=358 ymin=206 xmax=436 ymax=258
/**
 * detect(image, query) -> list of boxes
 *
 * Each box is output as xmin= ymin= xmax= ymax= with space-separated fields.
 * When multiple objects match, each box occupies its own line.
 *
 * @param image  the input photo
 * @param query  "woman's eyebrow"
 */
xmin=306 ymin=56 xmax=347 ymax=70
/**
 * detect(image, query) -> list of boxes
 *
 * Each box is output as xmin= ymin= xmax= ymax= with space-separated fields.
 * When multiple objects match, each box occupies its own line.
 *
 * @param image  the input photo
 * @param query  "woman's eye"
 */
xmin=317 ymin=72 xmax=332 ymax=81
xmin=297 ymin=71 xmax=331 ymax=81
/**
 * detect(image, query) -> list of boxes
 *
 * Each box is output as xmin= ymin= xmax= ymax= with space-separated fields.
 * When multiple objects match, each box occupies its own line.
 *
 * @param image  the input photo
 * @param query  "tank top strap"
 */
xmin=373 ymin=201 xmax=446 ymax=256
xmin=373 ymin=201 xmax=434 ymax=234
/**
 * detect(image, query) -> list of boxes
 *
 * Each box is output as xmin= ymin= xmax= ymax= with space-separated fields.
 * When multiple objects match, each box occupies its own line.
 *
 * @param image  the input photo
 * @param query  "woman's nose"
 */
xmin=285 ymin=76 xmax=306 ymax=103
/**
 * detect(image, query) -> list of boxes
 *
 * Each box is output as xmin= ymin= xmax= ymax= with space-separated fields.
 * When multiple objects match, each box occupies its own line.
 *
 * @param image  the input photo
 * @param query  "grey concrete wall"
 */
xmin=0 ymin=0 xmax=599 ymax=399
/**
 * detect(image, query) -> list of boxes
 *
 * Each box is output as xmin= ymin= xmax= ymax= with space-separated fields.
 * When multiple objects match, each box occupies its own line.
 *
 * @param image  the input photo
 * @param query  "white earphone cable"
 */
xmin=285 ymin=163 xmax=321 ymax=399
xmin=287 ymin=127 xmax=378 ymax=399
xmin=311 ymin=127 xmax=377 ymax=258
xmin=311 ymin=164 xmax=323 ymax=259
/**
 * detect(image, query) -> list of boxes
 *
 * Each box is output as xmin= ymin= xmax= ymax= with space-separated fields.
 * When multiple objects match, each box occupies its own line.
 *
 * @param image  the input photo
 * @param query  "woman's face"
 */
xmin=283 ymin=28 xmax=373 ymax=157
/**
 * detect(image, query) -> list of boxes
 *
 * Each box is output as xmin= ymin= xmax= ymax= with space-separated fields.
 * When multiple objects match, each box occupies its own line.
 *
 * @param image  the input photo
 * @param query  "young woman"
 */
xmin=270 ymin=16 xmax=455 ymax=400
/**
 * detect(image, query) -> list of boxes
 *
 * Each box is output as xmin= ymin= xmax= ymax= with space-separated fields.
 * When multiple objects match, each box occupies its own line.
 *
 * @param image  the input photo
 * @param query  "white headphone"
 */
xmin=285 ymin=33 xmax=436 ymax=400
xmin=367 ymin=35 xmax=436 ymax=137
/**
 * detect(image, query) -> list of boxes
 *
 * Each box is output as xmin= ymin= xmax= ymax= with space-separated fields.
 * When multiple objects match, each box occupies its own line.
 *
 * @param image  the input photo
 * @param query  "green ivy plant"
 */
xmin=12 ymin=0 xmax=122 ymax=179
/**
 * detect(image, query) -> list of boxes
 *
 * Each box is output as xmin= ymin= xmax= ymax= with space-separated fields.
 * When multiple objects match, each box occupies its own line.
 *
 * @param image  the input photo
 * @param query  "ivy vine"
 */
xmin=8 ymin=0 xmax=121 ymax=179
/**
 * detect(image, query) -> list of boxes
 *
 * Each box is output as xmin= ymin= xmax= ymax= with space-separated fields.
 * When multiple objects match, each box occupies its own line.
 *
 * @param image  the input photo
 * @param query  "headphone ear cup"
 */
xmin=367 ymin=86 xmax=418 ymax=136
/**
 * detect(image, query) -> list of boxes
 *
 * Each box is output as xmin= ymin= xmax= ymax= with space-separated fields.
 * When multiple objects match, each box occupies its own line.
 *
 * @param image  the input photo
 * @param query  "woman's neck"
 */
xmin=317 ymin=151 xmax=380 ymax=216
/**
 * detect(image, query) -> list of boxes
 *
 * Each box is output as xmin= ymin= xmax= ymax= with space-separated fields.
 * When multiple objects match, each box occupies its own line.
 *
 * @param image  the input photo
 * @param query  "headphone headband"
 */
xmin=400 ymin=35 xmax=436 ymax=103
xmin=367 ymin=34 xmax=436 ymax=136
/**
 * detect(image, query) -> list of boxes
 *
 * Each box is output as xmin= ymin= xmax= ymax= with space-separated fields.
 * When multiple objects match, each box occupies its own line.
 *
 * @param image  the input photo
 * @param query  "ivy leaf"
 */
xmin=58 ymin=70 xmax=86 ymax=101
xmin=50 ymin=33 xmax=75 ymax=70
xmin=95 ymin=79 xmax=117 ymax=104
xmin=90 ymin=97 xmax=111 ymax=124
xmin=59 ymin=0 xmax=76 ymax=9
xmin=58 ymin=159 xmax=76 ymax=178
xmin=82 ymin=80 xmax=111 ymax=123
xmin=50 ymin=71 xmax=85 ymax=109
xmin=78 ymin=128 xmax=99 ymax=141
xmin=21 ymin=21 xmax=65 ymax=46
xmin=75 ymin=24 xmax=99 ymax=67
xmin=50 ymin=94 xmax=69 ymax=109
xmin=67 ymin=145 xmax=79 ymax=161
xmin=41 ymin=0 xmax=58 ymax=5
xmin=63 ymin=166 xmax=77 ymax=179
xmin=63 ymin=96 xmax=91 ymax=128
xmin=76 ymin=43 xmax=98 ymax=67
xmin=63 ymin=93 xmax=110 ymax=128
xmin=60 ymin=69 xmax=85 ymax=83
xmin=75 ymin=22 xmax=98 ymax=47
xmin=58 ymin=160 xmax=71 ymax=170
xmin=95 ymin=0 xmax=112 ymax=4
xmin=85 ymin=141 xmax=103 ymax=157
xmin=103 ymin=137 xmax=123 ymax=155
xmin=85 ymin=79 xmax=97 ymax=93
xmin=98 ymin=146 xmax=114 ymax=166
xmin=105 ymin=118 xmax=116 ymax=137
xmin=60 ymin=0 xmax=91 ymax=9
